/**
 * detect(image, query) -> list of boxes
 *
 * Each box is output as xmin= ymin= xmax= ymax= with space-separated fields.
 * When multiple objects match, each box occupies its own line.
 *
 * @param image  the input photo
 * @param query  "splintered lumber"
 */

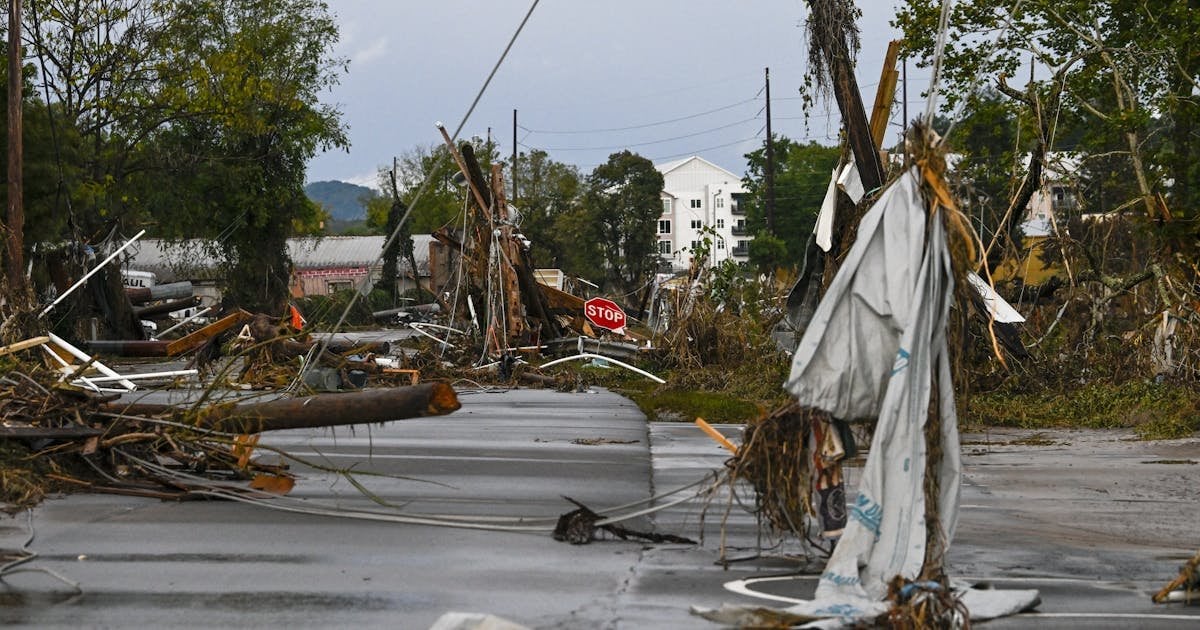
xmin=166 ymin=309 xmax=253 ymax=356
xmin=0 ymin=336 xmax=50 ymax=357
xmin=275 ymin=339 xmax=391 ymax=361
xmin=0 ymin=425 xmax=103 ymax=439
xmin=539 ymin=283 xmax=586 ymax=314
xmin=82 ymin=309 xmax=252 ymax=357
xmin=105 ymin=383 xmax=461 ymax=433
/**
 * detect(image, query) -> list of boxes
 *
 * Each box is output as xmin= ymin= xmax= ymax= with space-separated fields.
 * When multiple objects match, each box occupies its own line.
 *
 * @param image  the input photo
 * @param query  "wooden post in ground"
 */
xmin=6 ymin=0 xmax=25 ymax=294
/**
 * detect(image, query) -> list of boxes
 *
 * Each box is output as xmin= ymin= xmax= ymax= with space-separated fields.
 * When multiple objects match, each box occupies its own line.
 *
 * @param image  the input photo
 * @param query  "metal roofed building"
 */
xmin=127 ymin=235 xmax=434 ymax=299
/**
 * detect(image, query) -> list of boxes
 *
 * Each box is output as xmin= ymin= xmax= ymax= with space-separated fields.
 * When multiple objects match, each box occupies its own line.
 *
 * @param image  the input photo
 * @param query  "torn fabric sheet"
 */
xmin=814 ymin=167 xmax=839 ymax=252
xmin=691 ymin=583 xmax=1039 ymax=628
xmin=837 ymin=154 xmax=864 ymax=203
xmin=783 ymin=167 xmax=965 ymax=619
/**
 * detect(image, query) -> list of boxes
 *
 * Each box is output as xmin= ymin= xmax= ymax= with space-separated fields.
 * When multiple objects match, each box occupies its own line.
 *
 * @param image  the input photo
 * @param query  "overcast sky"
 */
xmin=307 ymin=1 xmax=923 ymax=188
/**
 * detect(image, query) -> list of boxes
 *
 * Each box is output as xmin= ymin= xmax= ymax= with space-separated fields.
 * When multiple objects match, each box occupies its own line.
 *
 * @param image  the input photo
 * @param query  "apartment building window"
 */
xmin=690 ymin=240 xmax=701 ymax=251
xmin=661 ymin=199 xmax=671 ymax=214
xmin=690 ymin=219 xmax=702 ymax=229
xmin=658 ymin=220 xmax=671 ymax=234
xmin=658 ymin=240 xmax=671 ymax=255
xmin=716 ymin=197 xmax=725 ymax=208
xmin=716 ymin=239 xmax=725 ymax=249
xmin=690 ymin=199 xmax=702 ymax=209
xmin=716 ymin=218 xmax=725 ymax=229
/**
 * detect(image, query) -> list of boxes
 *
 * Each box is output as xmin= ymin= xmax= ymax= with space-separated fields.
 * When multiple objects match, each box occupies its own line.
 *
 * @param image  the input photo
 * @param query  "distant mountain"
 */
xmin=305 ymin=180 xmax=379 ymax=221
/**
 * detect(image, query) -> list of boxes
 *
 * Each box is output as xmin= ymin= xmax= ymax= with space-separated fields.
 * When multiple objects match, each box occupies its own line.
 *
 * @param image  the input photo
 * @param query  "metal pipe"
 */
xmin=77 ymin=369 xmax=198 ymax=384
xmin=538 ymin=353 xmax=665 ymax=384
xmin=48 ymin=333 xmax=138 ymax=390
xmin=154 ymin=307 xmax=213 ymax=339
xmin=125 ymin=280 xmax=194 ymax=305
xmin=39 ymin=229 xmax=146 ymax=317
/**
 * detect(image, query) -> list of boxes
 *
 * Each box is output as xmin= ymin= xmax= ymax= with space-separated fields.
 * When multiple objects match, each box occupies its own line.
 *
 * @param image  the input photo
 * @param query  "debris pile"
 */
xmin=1153 ymin=549 xmax=1200 ymax=605
xmin=0 ymin=325 xmax=461 ymax=510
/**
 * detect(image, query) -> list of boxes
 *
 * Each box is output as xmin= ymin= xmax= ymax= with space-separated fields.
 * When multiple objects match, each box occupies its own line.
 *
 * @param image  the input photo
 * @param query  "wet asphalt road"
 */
xmin=0 ymin=388 xmax=1197 ymax=628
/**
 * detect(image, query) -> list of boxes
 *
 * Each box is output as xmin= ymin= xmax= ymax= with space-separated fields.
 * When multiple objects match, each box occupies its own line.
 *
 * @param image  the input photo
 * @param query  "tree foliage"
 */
xmin=367 ymin=139 xmax=501 ymax=235
xmin=895 ymin=0 xmax=1200 ymax=223
xmin=740 ymin=136 xmax=840 ymax=268
xmin=573 ymin=150 xmax=664 ymax=295
xmin=14 ymin=0 xmax=348 ymax=314
xmin=511 ymin=149 xmax=582 ymax=270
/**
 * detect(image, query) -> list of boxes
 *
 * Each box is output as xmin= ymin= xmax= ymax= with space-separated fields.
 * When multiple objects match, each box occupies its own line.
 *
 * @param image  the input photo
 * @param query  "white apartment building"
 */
xmin=654 ymin=156 xmax=749 ymax=271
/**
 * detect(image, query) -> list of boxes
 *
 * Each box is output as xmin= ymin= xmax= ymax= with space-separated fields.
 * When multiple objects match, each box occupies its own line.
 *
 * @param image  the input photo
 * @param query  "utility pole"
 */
xmin=764 ymin=67 xmax=776 ymax=235
xmin=805 ymin=0 xmax=884 ymax=194
xmin=6 ymin=0 xmax=25 ymax=294
xmin=512 ymin=109 xmax=518 ymax=203
xmin=902 ymin=54 xmax=907 ymax=147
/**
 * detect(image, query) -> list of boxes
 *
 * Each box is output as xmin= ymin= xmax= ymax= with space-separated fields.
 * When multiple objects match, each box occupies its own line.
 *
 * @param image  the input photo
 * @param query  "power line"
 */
xmin=518 ymin=97 xmax=758 ymax=135
xmin=522 ymin=117 xmax=759 ymax=152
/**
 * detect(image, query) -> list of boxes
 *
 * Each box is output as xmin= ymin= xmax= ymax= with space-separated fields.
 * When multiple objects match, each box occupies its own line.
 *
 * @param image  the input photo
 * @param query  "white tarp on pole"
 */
xmin=695 ymin=166 xmax=1039 ymax=627
xmin=786 ymin=167 xmax=961 ymax=619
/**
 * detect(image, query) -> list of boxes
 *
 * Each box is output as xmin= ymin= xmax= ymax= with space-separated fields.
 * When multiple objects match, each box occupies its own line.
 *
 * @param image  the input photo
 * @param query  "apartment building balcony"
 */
xmin=731 ymin=245 xmax=750 ymax=257
xmin=731 ymin=225 xmax=749 ymax=236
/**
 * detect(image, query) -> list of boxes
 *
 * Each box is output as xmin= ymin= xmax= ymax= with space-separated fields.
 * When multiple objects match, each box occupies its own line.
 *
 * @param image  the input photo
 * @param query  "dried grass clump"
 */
xmin=881 ymin=576 xmax=970 ymax=629
xmin=725 ymin=403 xmax=816 ymax=536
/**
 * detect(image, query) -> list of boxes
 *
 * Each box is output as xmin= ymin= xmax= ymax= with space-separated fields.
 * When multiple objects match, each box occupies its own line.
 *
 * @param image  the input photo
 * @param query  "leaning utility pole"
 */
xmin=6 ymin=0 xmax=25 ymax=294
xmin=764 ymin=67 xmax=776 ymax=235
xmin=805 ymin=0 xmax=884 ymax=194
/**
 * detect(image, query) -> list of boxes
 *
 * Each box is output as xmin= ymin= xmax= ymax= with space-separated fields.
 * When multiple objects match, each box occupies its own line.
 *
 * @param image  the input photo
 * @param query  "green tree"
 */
xmin=577 ymin=150 xmax=664 ymax=296
xmin=511 ymin=149 xmax=582 ymax=269
xmin=16 ymin=0 xmax=347 ymax=314
xmin=942 ymin=89 xmax=1032 ymax=243
xmin=134 ymin=0 xmax=347 ymax=312
xmin=895 ymin=0 xmax=1200 ymax=223
xmin=0 ymin=67 xmax=83 ymax=258
xmin=741 ymin=136 xmax=840 ymax=267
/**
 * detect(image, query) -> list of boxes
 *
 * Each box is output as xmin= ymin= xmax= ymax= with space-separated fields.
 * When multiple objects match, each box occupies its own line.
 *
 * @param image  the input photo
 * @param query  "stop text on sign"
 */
xmin=583 ymin=297 xmax=626 ymax=332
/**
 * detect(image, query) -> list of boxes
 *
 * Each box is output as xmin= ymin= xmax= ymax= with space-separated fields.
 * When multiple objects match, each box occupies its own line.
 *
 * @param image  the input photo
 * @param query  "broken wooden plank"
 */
xmin=165 ymin=309 xmax=253 ymax=356
xmin=0 ymin=336 xmax=50 ymax=357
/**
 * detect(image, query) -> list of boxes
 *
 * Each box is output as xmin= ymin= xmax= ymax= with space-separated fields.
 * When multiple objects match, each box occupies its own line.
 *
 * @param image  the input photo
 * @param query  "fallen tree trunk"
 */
xmin=103 ymin=382 xmax=461 ymax=433
xmin=125 ymin=281 xmax=194 ymax=305
xmin=133 ymin=296 xmax=201 ymax=318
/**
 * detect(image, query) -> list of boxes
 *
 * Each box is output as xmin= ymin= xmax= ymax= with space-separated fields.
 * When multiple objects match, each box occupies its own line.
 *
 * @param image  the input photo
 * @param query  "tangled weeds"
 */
xmin=881 ymin=576 xmax=970 ymax=629
xmin=724 ymin=403 xmax=815 ymax=538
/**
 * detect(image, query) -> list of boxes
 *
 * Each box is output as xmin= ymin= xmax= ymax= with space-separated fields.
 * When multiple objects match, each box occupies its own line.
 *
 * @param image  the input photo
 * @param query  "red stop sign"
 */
xmin=584 ymin=297 xmax=626 ymax=332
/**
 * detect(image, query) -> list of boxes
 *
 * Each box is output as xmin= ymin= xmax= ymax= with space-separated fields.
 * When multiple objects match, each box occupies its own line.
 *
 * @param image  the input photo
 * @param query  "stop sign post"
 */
xmin=583 ymin=297 xmax=626 ymax=334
